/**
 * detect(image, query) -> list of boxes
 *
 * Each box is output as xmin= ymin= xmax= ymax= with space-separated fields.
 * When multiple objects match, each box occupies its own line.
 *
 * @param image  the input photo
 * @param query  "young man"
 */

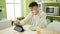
xmin=16 ymin=2 xmax=47 ymax=28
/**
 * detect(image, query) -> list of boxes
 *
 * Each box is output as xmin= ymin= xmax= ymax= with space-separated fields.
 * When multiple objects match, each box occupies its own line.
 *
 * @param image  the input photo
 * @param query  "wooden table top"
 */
xmin=0 ymin=25 xmax=60 ymax=34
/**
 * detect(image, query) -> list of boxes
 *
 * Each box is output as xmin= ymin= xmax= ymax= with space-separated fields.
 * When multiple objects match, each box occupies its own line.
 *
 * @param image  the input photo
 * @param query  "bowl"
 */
xmin=29 ymin=26 xmax=37 ymax=31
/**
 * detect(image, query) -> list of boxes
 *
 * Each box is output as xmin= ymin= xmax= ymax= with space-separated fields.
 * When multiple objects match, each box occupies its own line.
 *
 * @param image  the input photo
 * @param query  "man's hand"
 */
xmin=15 ymin=20 xmax=20 ymax=25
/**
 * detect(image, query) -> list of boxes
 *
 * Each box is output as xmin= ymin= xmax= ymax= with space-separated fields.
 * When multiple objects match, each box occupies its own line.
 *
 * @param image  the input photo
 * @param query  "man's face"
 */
xmin=30 ymin=6 xmax=39 ymax=15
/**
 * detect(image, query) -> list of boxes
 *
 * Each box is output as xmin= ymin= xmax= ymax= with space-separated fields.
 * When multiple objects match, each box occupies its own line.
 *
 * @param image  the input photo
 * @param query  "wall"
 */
xmin=0 ymin=0 xmax=6 ymax=19
xmin=22 ymin=0 xmax=35 ymax=17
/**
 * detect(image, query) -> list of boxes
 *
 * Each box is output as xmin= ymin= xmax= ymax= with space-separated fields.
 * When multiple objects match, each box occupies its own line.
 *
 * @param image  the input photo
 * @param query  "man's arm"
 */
xmin=16 ymin=12 xmax=33 ymax=26
xmin=20 ymin=12 xmax=33 ymax=25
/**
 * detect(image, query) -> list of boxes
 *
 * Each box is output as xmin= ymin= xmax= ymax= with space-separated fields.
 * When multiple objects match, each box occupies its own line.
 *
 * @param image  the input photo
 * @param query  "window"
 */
xmin=6 ymin=0 xmax=21 ymax=20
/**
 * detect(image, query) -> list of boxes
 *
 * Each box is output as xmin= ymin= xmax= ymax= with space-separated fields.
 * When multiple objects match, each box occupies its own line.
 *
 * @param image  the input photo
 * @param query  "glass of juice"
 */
xmin=36 ymin=28 xmax=41 ymax=34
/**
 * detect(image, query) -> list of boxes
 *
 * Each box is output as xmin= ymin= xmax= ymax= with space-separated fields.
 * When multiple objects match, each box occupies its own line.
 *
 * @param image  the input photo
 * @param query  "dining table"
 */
xmin=0 ymin=25 xmax=60 ymax=34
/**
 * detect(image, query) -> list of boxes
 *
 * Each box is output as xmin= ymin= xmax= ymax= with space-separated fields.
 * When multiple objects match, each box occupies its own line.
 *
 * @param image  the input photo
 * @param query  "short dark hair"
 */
xmin=29 ymin=2 xmax=38 ymax=7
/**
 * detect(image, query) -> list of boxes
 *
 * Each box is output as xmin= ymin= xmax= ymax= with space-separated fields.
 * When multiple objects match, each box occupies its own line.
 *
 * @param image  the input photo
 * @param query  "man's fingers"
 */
xmin=15 ymin=20 xmax=20 ymax=25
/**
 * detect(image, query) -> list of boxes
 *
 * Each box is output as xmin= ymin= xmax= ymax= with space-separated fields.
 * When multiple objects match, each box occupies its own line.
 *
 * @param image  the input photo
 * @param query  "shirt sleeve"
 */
xmin=39 ymin=11 xmax=47 ymax=28
xmin=20 ymin=12 xmax=33 ymax=25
